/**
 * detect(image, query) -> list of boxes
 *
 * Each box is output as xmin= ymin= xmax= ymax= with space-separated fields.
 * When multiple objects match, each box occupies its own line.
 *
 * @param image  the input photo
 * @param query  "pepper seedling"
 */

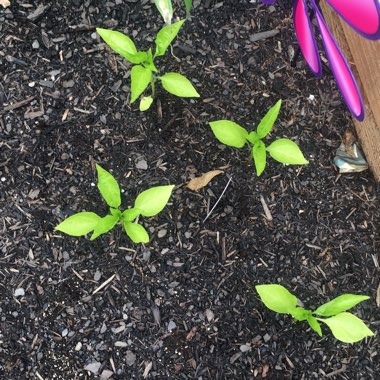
xmin=97 ymin=18 xmax=199 ymax=112
xmin=256 ymin=284 xmax=374 ymax=343
xmin=55 ymin=164 xmax=174 ymax=243
xmin=154 ymin=0 xmax=193 ymax=25
xmin=209 ymin=100 xmax=308 ymax=175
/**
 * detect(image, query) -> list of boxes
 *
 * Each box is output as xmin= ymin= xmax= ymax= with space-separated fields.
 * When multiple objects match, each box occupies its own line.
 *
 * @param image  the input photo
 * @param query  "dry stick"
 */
xmin=259 ymin=194 xmax=273 ymax=221
xmin=203 ymin=176 xmax=233 ymax=223
xmin=1 ymin=96 xmax=35 ymax=113
xmin=92 ymin=274 xmax=116 ymax=295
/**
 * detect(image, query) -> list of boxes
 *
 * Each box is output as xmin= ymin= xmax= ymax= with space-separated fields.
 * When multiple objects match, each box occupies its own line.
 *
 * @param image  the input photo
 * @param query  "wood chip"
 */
xmin=0 ymin=0 xmax=10 ymax=8
xmin=260 ymin=194 xmax=273 ymax=221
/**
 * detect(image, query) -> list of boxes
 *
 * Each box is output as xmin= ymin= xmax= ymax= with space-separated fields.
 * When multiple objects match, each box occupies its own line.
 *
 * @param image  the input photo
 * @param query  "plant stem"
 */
xmin=151 ymin=77 xmax=156 ymax=97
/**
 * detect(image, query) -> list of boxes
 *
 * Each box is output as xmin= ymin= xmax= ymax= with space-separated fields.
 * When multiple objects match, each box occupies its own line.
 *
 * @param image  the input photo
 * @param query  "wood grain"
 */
xmin=320 ymin=3 xmax=380 ymax=182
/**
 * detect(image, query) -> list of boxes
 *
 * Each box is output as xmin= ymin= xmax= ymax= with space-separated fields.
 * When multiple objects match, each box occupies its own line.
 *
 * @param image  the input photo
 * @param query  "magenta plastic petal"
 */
xmin=293 ymin=0 xmax=322 ymax=77
xmin=326 ymin=0 xmax=380 ymax=40
xmin=312 ymin=1 xmax=365 ymax=120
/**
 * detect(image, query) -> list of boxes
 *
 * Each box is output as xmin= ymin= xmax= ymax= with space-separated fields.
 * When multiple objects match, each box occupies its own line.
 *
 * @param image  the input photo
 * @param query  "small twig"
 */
xmin=259 ymin=194 xmax=273 ymax=221
xmin=92 ymin=274 xmax=116 ymax=295
xmin=1 ymin=96 xmax=35 ymax=113
xmin=203 ymin=176 xmax=233 ymax=223
xmin=35 ymin=371 xmax=45 ymax=380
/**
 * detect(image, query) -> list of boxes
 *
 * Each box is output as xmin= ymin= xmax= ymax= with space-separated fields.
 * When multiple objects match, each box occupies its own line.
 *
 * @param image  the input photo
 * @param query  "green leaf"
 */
xmin=318 ymin=312 xmax=374 ymax=343
xmin=96 ymin=164 xmax=121 ymax=209
xmin=110 ymin=208 xmax=122 ymax=218
xmin=130 ymin=65 xmax=152 ymax=103
xmin=155 ymin=0 xmax=173 ymax=25
xmin=159 ymin=72 xmax=199 ymax=98
xmin=55 ymin=212 xmax=100 ymax=236
xmin=124 ymin=221 xmax=149 ymax=243
xmin=289 ymin=307 xmax=310 ymax=321
xmin=256 ymin=99 xmax=282 ymax=139
xmin=134 ymin=185 xmax=174 ymax=217
xmin=90 ymin=214 xmax=119 ymax=240
xmin=155 ymin=19 xmax=185 ymax=57
xmin=144 ymin=48 xmax=158 ymax=73
xmin=184 ymin=0 xmax=192 ymax=16
xmin=209 ymin=120 xmax=248 ymax=148
xmin=122 ymin=208 xmax=141 ymax=222
xmin=140 ymin=96 xmax=154 ymax=111
xmin=252 ymin=140 xmax=267 ymax=176
xmin=266 ymin=139 xmax=308 ymax=165
xmin=247 ymin=131 xmax=260 ymax=145
xmin=314 ymin=294 xmax=370 ymax=317
xmin=96 ymin=28 xmax=145 ymax=64
xmin=256 ymin=284 xmax=298 ymax=314
xmin=307 ymin=316 xmax=323 ymax=337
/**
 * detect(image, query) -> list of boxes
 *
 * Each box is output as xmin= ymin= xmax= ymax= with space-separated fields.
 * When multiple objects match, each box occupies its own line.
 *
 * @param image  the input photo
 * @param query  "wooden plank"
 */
xmin=320 ymin=3 xmax=380 ymax=182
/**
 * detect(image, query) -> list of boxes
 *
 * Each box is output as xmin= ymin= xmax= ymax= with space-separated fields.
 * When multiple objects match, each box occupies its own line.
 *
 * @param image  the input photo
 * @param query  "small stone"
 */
xmin=14 ymin=288 xmax=25 ymax=297
xmin=167 ymin=320 xmax=176 ymax=332
xmin=263 ymin=333 xmax=271 ymax=343
xmin=126 ymin=350 xmax=136 ymax=366
xmin=32 ymin=40 xmax=40 ymax=49
xmin=115 ymin=341 xmax=128 ymax=347
xmin=135 ymin=159 xmax=148 ymax=170
xmin=205 ymin=309 xmax=214 ymax=322
xmin=157 ymin=229 xmax=167 ymax=238
xmin=61 ymin=328 xmax=68 ymax=337
xmin=94 ymin=270 xmax=102 ymax=282
xmin=75 ymin=342 xmax=82 ymax=351
xmin=63 ymin=79 xmax=75 ymax=88
xmin=100 ymin=370 xmax=114 ymax=380
xmin=240 ymin=344 xmax=251 ymax=353
xmin=84 ymin=362 xmax=101 ymax=375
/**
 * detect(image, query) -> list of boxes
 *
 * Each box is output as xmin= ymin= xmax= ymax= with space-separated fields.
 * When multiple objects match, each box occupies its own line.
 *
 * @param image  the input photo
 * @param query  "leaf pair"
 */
xmin=209 ymin=100 xmax=308 ymax=176
xmin=55 ymin=165 xmax=174 ymax=244
xmin=97 ymin=19 xmax=199 ymax=111
xmin=155 ymin=0 xmax=193 ymax=25
xmin=256 ymin=284 xmax=374 ymax=343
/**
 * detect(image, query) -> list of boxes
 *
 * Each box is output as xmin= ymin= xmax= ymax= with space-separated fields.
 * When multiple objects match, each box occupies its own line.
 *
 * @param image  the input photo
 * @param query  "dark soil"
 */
xmin=0 ymin=1 xmax=379 ymax=379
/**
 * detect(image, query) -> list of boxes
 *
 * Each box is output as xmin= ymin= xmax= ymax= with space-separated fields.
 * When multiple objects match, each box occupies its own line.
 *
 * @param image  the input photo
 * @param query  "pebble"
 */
xmin=63 ymin=79 xmax=75 ymax=88
xmin=32 ymin=40 xmax=40 ymax=49
xmin=75 ymin=342 xmax=82 ymax=351
xmin=263 ymin=333 xmax=271 ymax=343
xmin=14 ymin=288 xmax=25 ymax=297
xmin=240 ymin=344 xmax=251 ymax=353
xmin=136 ymin=159 xmax=148 ymax=170
xmin=61 ymin=328 xmax=68 ymax=337
xmin=167 ymin=320 xmax=176 ymax=332
xmin=94 ymin=270 xmax=102 ymax=281
xmin=126 ymin=350 xmax=136 ymax=366
xmin=84 ymin=362 xmax=101 ymax=375
xmin=157 ymin=229 xmax=167 ymax=238
xmin=100 ymin=370 xmax=114 ymax=380
xmin=115 ymin=341 xmax=128 ymax=347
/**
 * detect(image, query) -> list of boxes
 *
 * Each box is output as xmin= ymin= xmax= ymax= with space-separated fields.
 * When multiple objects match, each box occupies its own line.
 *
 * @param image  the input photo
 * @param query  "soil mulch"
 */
xmin=0 ymin=1 xmax=379 ymax=379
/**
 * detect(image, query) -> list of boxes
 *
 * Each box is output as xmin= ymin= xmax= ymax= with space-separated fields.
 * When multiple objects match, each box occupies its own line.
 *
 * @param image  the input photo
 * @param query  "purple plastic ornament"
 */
xmin=261 ymin=0 xmax=380 ymax=121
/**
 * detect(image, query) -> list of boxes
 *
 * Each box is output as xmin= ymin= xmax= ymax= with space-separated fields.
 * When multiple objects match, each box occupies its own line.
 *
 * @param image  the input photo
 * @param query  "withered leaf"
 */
xmin=187 ymin=170 xmax=223 ymax=191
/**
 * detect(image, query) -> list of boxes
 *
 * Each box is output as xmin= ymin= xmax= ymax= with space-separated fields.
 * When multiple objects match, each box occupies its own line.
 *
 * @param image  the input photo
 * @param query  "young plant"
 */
xmin=97 ymin=19 xmax=199 ymax=112
xmin=55 ymin=165 xmax=174 ymax=243
xmin=209 ymin=100 xmax=308 ymax=176
xmin=256 ymin=284 xmax=374 ymax=343
xmin=155 ymin=0 xmax=192 ymax=24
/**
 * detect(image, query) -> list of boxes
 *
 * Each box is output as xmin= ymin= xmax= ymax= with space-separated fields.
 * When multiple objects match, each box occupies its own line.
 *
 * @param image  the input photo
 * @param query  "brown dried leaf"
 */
xmin=187 ymin=170 xmax=223 ymax=191
xmin=1 ymin=0 xmax=10 ymax=8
